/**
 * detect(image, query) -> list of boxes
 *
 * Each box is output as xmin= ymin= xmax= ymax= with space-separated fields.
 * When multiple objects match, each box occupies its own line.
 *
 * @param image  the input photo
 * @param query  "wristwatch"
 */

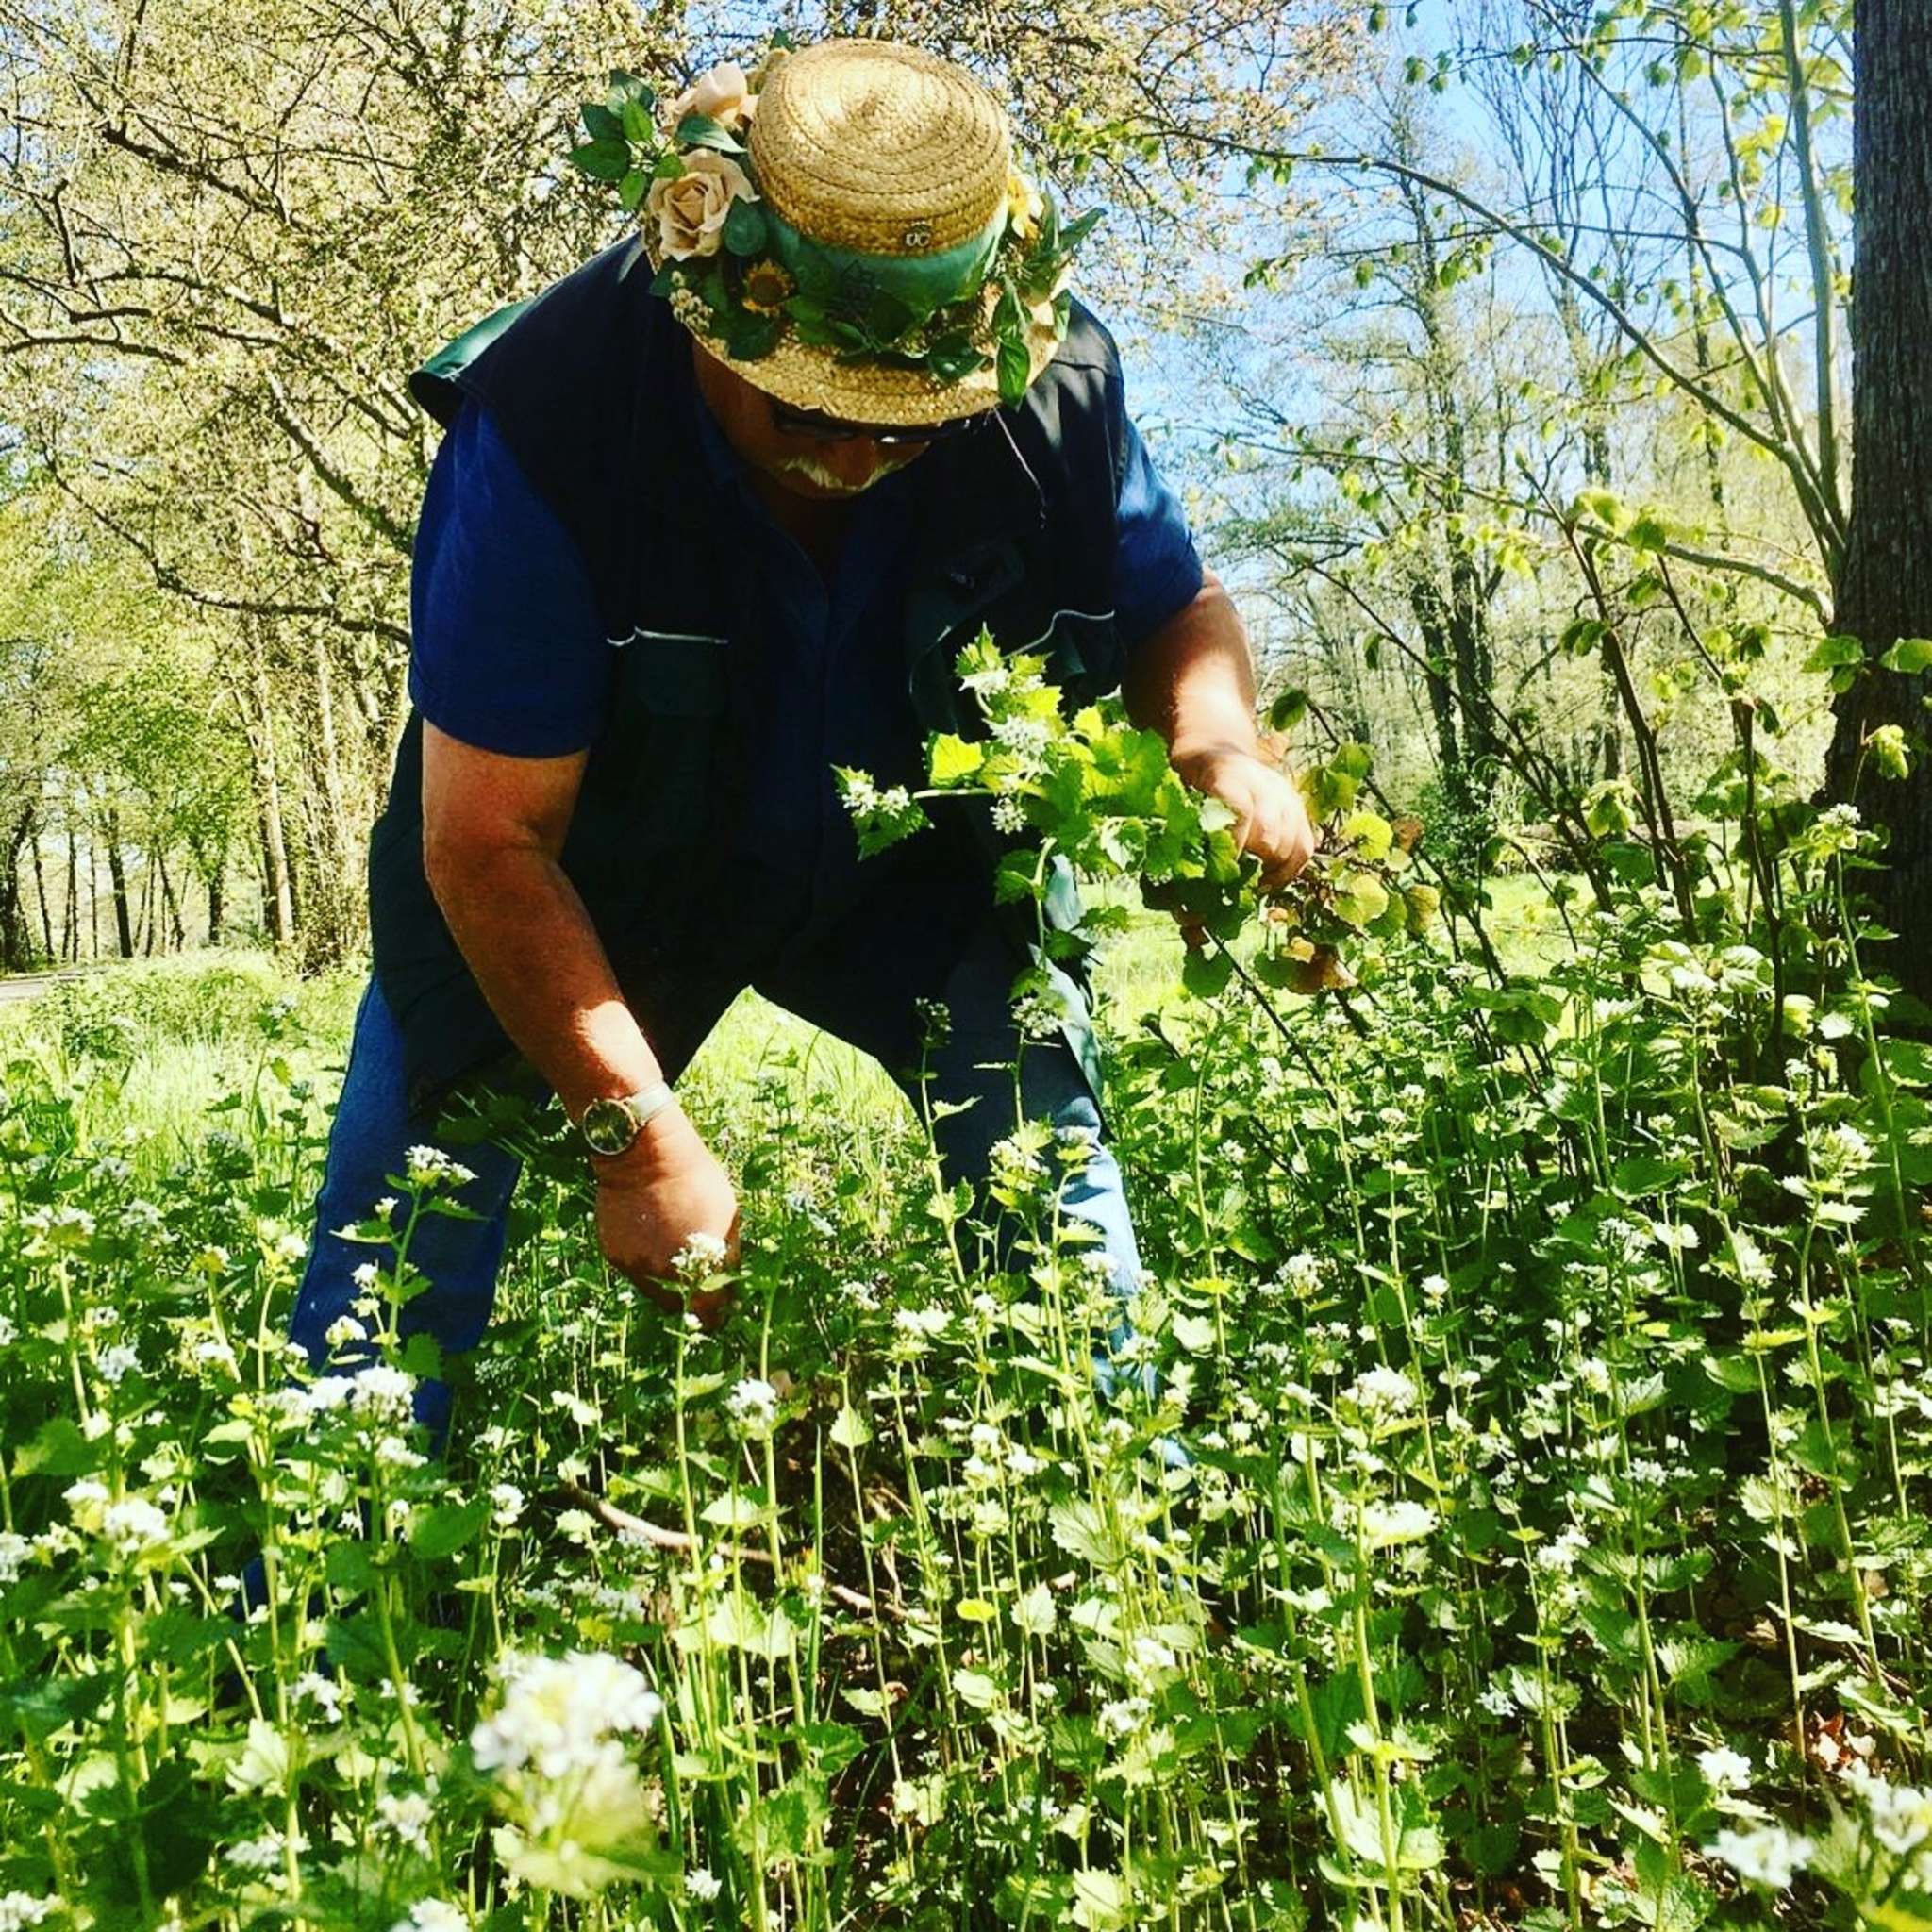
xmin=575 ymin=1081 xmax=679 ymax=1158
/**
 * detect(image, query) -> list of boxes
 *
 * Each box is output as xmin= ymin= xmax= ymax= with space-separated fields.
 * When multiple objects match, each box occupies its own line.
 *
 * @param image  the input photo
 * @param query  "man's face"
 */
xmin=690 ymin=339 xmax=933 ymax=500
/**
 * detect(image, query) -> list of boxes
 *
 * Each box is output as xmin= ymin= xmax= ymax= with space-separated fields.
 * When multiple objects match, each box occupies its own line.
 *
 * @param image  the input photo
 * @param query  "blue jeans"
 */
xmin=285 ymin=907 xmax=1152 ymax=1456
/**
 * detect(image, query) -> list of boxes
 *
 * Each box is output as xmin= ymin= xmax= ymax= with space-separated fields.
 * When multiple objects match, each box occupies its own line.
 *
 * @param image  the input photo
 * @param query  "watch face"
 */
xmin=579 ymin=1096 xmax=637 ymax=1158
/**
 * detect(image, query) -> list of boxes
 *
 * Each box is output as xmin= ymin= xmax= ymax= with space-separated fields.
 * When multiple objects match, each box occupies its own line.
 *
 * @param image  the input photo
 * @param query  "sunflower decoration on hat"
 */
xmin=567 ymin=35 xmax=1101 ymax=424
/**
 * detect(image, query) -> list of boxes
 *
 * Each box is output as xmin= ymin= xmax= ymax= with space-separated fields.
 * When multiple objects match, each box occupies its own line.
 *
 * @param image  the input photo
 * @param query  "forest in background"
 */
xmin=0 ymin=0 xmax=1880 ymax=982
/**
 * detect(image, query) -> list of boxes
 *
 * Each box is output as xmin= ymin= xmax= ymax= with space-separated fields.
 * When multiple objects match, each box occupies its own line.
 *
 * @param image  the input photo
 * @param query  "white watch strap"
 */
xmin=625 ymin=1080 xmax=677 ymax=1126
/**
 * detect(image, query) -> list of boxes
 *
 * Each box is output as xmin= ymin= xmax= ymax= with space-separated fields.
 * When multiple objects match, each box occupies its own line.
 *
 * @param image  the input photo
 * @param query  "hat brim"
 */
xmin=641 ymin=236 xmax=1065 ymax=427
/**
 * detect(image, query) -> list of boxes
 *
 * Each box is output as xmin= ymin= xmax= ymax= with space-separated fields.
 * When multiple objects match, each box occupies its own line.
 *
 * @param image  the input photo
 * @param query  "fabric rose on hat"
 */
xmin=646 ymin=151 xmax=756 ymax=260
xmin=665 ymin=61 xmax=758 ymax=134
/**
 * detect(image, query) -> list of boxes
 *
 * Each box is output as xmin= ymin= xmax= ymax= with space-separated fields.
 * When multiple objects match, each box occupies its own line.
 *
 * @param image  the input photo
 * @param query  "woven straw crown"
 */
xmin=749 ymin=40 xmax=1010 ymax=257
xmin=648 ymin=36 xmax=1068 ymax=427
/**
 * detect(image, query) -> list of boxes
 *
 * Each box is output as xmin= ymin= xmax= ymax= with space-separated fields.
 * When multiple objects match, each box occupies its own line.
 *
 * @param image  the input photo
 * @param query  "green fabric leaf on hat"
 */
xmin=782 ymin=297 xmax=840 ymax=348
xmin=570 ymin=138 xmax=630 ymax=183
xmin=724 ymin=310 xmax=782 ymax=360
xmin=1058 ymin=207 xmax=1104 ymax=252
xmin=651 ymin=150 xmax=687 ymax=180
xmin=865 ymin=288 xmax=923 ymax=345
xmin=607 ymin=69 xmax=655 ymax=114
xmin=619 ymin=168 xmax=648 ymax=212
xmin=581 ymin=101 xmax=624 ymax=143
xmin=691 ymin=260 xmax=734 ymax=322
xmin=676 ymin=112 xmax=745 ymax=155
xmin=997 ymin=333 xmax=1031 ymax=404
xmin=724 ymin=197 xmax=768 ymax=257
xmin=621 ymin=97 xmax=656 ymax=143
xmin=926 ymin=331 xmax=989 ymax=383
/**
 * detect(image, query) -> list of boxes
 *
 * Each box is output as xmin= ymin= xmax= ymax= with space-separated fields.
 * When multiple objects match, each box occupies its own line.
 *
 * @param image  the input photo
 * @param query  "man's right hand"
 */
xmin=591 ymin=1106 xmax=740 ymax=1329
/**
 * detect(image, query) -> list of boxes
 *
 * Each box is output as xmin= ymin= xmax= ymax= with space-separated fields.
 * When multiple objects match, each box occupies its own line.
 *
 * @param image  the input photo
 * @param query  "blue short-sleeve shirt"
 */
xmin=408 ymin=346 xmax=1205 ymax=946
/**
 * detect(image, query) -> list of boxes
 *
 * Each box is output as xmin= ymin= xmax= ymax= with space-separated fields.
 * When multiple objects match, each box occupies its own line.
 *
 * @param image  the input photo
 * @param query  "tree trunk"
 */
xmin=1409 ymin=578 xmax=1470 ymax=815
xmin=135 ymin=853 xmax=155 ymax=958
xmin=208 ymin=869 xmax=225 ymax=946
xmin=246 ymin=622 xmax=297 ymax=947
xmin=0 ymin=807 xmax=31 ymax=974
xmin=103 ymin=806 xmax=134 ymax=958
xmin=31 ymin=824 xmax=54 ymax=963
xmin=157 ymin=848 xmax=186 ymax=951
xmin=64 ymin=827 xmax=78 ymax=962
xmin=1821 ymin=1 xmax=1932 ymax=1000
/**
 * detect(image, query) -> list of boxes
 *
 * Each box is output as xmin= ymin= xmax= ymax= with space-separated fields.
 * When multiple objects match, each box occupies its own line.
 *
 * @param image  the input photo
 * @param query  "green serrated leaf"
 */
xmin=1804 ymin=633 xmax=1867 ymax=673
xmin=581 ymin=102 xmax=624 ymax=144
xmin=1880 ymin=637 xmax=1932 ymax=674
xmin=997 ymin=334 xmax=1032 ymax=404
xmin=723 ymin=196 xmax=768 ymax=257
xmin=570 ymin=139 xmax=631 ymax=183
xmin=676 ymin=112 xmax=744 ymax=154
xmin=928 ymin=734 xmax=986 ymax=785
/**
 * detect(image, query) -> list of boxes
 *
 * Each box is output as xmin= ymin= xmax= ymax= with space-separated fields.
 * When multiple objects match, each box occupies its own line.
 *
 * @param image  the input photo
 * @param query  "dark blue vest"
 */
xmin=373 ymin=239 xmax=1132 ymax=1116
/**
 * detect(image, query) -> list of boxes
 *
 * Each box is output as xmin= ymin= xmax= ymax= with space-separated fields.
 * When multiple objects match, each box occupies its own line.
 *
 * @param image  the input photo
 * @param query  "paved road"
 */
xmin=0 ymin=968 xmax=96 ymax=1007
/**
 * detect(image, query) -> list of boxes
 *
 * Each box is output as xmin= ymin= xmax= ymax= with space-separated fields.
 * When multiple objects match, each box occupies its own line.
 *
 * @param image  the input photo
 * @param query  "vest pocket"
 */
xmin=597 ymin=630 xmax=732 ymax=844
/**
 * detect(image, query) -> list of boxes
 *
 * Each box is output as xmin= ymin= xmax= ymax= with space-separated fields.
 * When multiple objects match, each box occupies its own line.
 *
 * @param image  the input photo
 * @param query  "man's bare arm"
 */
xmin=419 ymin=719 xmax=738 ymax=1297
xmin=1119 ymin=564 xmax=1316 ymax=892
xmin=419 ymin=721 xmax=662 ymax=1118
xmin=1120 ymin=564 xmax=1265 ymax=767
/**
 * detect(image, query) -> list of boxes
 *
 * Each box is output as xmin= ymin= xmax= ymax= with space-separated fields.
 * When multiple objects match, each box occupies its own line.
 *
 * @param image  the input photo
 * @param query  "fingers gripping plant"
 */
xmin=834 ymin=628 xmax=1437 ymax=1022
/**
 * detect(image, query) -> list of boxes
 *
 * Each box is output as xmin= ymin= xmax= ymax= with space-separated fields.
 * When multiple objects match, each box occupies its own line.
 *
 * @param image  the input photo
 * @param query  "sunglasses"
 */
xmin=768 ymin=398 xmax=987 ymax=448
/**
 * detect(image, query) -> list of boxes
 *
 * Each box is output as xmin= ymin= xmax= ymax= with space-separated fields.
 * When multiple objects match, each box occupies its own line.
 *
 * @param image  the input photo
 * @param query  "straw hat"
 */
xmin=575 ymin=37 xmax=1096 ymax=426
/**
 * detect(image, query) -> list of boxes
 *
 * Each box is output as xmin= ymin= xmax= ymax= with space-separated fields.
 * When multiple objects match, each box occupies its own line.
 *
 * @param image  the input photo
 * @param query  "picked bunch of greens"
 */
xmin=835 ymin=630 xmax=1436 ymax=999
xmin=566 ymin=47 xmax=1099 ymax=399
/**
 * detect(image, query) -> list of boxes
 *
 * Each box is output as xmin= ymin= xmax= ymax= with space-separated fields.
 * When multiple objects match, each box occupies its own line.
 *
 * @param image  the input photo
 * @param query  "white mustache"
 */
xmin=771 ymin=447 xmax=921 ymax=493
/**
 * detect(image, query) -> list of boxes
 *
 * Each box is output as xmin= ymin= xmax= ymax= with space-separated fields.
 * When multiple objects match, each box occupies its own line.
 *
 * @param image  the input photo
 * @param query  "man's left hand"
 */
xmin=1171 ymin=743 xmax=1318 ymax=948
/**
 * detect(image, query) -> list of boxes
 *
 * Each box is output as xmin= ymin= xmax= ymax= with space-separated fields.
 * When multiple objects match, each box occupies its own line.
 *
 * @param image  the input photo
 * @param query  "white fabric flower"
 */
xmin=647 ymin=152 xmax=756 ymax=261
xmin=665 ymin=61 xmax=758 ymax=134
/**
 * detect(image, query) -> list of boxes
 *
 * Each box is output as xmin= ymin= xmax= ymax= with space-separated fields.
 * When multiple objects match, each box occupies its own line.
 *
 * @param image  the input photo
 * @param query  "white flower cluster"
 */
xmin=63 ymin=1479 xmax=171 ymax=1556
xmin=102 ymin=1498 xmax=171 ymax=1556
xmin=225 ymin=1827 xmax=304 ymax=1873
xmin=294 ymin=1670 xmax=344 ymax=1720
xmin=670 ymin=1230 xmax=729 ymax=1282
xmin=1358 ymin=1499 xmax=1437 ymax=1549
xmin=990 ymin=712 xmax=1053 ymax=768
xmin=0 ymin=1894 xmax=59 ymax=1930
xmin=470 ymin=1650 xmax=663 ymax=1780
xmin=1707 ymin=1823 xmax=1814 ymax=1890
xmin=891 ymin=1305 xmax=950 ymax=1356
xmin=1346 ymin=1366 xmax=1418 ymax=1418
xmin=1697 ymin=1745 xmax=1753 ymax=1790
xmin=291 ymin=1361 xmax=418 ymax=1430
xmin=375 ymin=1789 xmax=436 ymax=1856
xmin=404 ymin=1144 xmax=477 ymax=1191
xmin=1534 ymin=1524 xmax=1590 ymax=1576
xmin=1844 ymin=1764 xmax=1932 ymax=1861
xmin=95 ymin=1341 xmax=140 ymax=1385
xmin=726 ymin=1376 xmax=781 ymax=1439
xmin=390 ymin=1905 xmax=468 ymax=1932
